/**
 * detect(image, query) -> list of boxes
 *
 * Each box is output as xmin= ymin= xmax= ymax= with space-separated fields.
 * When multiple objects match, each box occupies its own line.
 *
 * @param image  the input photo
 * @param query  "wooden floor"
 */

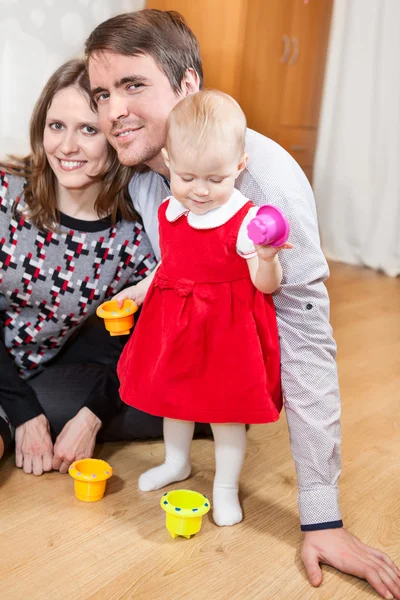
xmin=1 ymin=262 xmax=399 ymax=600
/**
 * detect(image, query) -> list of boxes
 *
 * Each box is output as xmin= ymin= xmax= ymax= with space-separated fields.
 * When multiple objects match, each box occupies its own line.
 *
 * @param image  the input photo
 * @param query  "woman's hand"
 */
xmin=15 ymin=414 xmax=53 ymax=475
xmin=52 ymin=407 xmax=102 ymax=474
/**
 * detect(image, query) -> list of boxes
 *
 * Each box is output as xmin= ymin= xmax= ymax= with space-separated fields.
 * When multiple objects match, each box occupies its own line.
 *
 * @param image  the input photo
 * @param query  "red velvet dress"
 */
xmin=117 ymin=198 xmax=282 ymax=424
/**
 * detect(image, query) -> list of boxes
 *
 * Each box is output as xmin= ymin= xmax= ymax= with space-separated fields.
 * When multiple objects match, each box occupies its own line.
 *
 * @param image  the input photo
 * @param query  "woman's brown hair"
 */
xmin=0 ymin=59 xmax=136 ymax=231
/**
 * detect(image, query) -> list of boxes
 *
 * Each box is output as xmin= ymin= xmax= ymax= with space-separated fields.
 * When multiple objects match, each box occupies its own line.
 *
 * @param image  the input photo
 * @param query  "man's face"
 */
xmin=88 ymin=51 xmax=190 ymax=169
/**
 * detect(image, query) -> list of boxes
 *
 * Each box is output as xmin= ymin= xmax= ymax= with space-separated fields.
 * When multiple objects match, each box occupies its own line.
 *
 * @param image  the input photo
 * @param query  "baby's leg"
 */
xmin=210 ymin=423 xmax=247 ymax=526
xmin=138 ymin=418 xmax=194 ymax=492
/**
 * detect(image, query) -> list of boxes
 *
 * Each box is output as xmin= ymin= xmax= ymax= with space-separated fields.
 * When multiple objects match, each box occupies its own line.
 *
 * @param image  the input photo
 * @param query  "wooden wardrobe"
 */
xmin=146 ymin=0 xmax=333 ymax=182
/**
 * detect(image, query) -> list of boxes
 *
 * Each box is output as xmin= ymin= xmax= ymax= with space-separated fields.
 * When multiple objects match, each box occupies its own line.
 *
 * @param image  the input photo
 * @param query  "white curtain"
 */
xmin=314 ymin=0 xmax=400 ymax=277
xmin=0 ymin=0 xmax=145 ymax=156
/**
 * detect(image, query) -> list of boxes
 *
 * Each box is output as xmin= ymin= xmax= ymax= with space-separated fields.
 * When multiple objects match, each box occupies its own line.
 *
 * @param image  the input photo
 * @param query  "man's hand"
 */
xmin=15 ymin=414 xmax=53 ymax=476
xmin=302 ymin=528 xmax=400 ymax=599
xmin=52 ymin=407 xmax=102 ymax=474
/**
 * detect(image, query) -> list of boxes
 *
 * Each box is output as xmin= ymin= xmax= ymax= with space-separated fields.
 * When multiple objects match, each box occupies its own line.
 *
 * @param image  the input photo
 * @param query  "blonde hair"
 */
xmin=0 ymin=59 xmax=137 ymax=232
xmin=165 ymin=90 xmax=247 ymax=159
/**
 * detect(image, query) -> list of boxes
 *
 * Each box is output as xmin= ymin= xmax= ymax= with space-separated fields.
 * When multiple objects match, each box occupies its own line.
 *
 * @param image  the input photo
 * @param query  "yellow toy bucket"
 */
xmin=69 ymin=458 xmax=113 ymax=502
xmin=96 ymin=298 xmax=138 ymax=336
xmin=160 ymin=489 xmax=211 ymax=539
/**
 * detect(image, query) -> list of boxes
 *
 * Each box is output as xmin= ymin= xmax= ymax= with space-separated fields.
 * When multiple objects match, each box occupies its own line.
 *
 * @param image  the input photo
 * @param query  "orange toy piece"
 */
xmin=69 ymin=458 xmax=113 ymax=502
xmin=96 ymin=298 xmax=138 ymax=336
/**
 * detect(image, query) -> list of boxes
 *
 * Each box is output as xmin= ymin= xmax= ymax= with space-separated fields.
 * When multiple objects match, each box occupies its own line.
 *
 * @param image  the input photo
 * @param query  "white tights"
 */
xmin=138 ymin=418 xmax=247 ymax=527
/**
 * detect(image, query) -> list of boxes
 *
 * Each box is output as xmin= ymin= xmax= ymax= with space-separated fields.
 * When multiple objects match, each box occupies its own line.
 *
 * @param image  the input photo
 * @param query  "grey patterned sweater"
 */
xmin=0 ymin=172 xmax=156 ymax=426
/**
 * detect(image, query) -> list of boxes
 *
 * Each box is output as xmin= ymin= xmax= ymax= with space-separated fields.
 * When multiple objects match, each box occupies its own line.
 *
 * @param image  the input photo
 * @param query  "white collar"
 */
xmin=164 ymin=188 xmax=250 ymax=229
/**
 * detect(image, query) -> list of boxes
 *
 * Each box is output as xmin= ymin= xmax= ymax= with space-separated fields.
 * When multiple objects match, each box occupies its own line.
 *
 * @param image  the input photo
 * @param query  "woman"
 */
xmin=0 ymin=59 xmax=163 ymax=474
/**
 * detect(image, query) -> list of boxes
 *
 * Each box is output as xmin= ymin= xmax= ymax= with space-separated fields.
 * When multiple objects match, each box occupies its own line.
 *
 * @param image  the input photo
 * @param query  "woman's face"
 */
xmin=43 ymin=85 xmax=109 ymax=191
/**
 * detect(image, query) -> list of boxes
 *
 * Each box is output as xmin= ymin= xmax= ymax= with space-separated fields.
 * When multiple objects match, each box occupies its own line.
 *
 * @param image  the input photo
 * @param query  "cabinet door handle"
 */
xmin=289 ymin=36 xmax=299 ymax=65
xmin=280 ymin=34 xmax=291 ymax=63
xmin=290 ymin=145 xmax=306 ymax=152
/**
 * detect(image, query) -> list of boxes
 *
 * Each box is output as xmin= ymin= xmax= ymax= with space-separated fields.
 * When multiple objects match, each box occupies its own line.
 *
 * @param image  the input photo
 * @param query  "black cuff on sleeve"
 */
xmin=0 ymin=414 xmax=12 ymax=453
xmin=0 ymin=366 xmax=45 ymax=428
xmin=0 ymin=328 xmax=45 ymax=427
xmin=1 ymin=390 xmax=45 ymax=428
xmin=301 ymin=520 xmax=343 ymax=532
xmin=83 ymin=365 xmax=122 ymax=425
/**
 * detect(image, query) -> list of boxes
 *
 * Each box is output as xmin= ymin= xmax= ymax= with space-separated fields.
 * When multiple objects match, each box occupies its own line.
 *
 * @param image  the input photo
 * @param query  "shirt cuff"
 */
xmin=301 ymin=520 xmax=343 ymax=532
xmin=298 ymin=486 xmax=342 ymax=529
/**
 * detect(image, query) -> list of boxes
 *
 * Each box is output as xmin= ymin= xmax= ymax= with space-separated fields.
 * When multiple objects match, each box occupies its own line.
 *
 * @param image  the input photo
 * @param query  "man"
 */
xmin=85 ymin=9 xmax=400 ymax=599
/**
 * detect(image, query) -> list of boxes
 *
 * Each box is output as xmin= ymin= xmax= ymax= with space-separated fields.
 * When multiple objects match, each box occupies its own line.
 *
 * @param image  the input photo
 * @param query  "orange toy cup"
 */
xmin=69 ymin=458 xmax=113 ymax=502
xmin=96 ymin=298 xmax=138 ymax=336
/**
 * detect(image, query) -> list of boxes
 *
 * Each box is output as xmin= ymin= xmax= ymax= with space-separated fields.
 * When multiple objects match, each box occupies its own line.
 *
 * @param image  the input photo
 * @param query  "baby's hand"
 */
xmin=255 ymin=241 xmax=293 ymax=262
xmin=113 ymin=281 xmax=147 ymax=308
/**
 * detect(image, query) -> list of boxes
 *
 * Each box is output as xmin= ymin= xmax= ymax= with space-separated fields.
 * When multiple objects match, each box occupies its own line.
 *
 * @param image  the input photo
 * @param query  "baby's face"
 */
xmin=164 ymin=146 xmax=247 ymax=215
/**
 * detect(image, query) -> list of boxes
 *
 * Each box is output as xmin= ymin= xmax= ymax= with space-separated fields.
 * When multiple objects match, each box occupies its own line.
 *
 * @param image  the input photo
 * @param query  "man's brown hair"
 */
xmin=85 ymin=9 xmax=203 ymax=93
